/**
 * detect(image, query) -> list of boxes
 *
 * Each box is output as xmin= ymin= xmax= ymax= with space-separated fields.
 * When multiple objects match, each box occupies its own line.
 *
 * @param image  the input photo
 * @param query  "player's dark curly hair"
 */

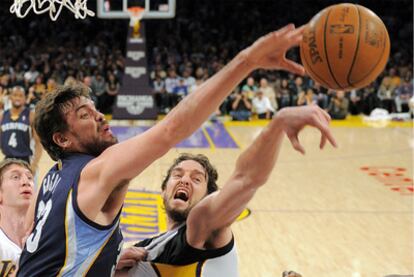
xmin=34 ymin=83 xmax=91 ymax=161
xmin=161 ymin=153 xmax=219 ymax=195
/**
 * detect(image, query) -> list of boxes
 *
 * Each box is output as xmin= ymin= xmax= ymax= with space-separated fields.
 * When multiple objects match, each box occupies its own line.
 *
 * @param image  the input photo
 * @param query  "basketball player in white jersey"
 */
xmin=117 ymin=105 xmax=336 ymax=277
xmin=0 ymin=159 xmax=34 ymax=276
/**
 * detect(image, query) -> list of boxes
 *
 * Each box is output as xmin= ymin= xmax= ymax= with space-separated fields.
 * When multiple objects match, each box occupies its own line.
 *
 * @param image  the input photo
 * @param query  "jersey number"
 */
xmin=8 ymin=132 xmax=17 ymax=148
xmin=26 ymin=199 xmax=53 ymax=253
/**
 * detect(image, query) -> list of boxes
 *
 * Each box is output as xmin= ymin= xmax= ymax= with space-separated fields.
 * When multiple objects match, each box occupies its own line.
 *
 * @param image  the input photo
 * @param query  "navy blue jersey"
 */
xmin=0 ymin=108 xmax=32 ymax=159
xmin=18 ymin=153 xmax=124 ymax=277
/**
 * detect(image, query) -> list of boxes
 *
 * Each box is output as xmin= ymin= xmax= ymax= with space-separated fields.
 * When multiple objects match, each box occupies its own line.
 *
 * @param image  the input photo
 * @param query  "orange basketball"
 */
xmin=300 ymin=3 xmax=390 ymax=90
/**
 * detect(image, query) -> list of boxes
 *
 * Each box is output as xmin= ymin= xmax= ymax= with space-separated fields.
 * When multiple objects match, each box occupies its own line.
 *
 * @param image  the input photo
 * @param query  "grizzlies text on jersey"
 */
xmin=17 ymin=153 xmax=123 ymax=276
xmin=0 ymin=108 xmax=32 ymax=162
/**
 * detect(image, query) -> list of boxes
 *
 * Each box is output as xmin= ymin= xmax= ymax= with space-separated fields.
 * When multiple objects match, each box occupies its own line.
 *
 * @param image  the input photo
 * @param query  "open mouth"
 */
xmin=174 ymin=189 xmax=189 ymax=202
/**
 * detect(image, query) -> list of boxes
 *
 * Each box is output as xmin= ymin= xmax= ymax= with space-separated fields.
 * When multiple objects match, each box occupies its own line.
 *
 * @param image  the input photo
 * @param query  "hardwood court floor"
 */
xmin=30 ymin=116 xmax=414 ymax=276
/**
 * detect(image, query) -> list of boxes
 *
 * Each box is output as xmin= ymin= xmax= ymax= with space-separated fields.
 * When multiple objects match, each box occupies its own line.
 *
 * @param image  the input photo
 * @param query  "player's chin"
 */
xmin=102 ymin=135 xmax=118 ymax=146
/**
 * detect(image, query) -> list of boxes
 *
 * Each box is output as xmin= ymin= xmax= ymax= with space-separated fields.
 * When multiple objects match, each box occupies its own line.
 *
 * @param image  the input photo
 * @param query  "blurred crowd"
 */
xmin=146 ymin=0 xmax=413 ymax=120
xmin=0 ymin=0 xmax=412 ymax=119
xmin=0 ymin=8 xmax=127 ymax=114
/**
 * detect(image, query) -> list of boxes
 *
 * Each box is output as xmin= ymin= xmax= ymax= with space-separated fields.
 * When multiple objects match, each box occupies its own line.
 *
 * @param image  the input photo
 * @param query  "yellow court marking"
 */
xmin=221 ymin=123 xmax=243 ymax=149
xmin=224 ymin=115 xmax=413 ymax=128
xmin=201 ymin=126 xmax=216 ymax=151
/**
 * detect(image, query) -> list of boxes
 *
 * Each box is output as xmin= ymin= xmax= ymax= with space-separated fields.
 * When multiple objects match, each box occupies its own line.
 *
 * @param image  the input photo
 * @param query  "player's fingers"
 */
xmin=320 ymin=133 xmax=327 ymax=149
xmin=287 ymin=132 xmax=305 ymax=154
xmin=116 ymin=259 xmax=136 ymax=270
xmin=281 ymin=59 xmax=305 ymax=76
xmin=275 ymin=23 xmax=295 ymax=36
xmin=121 ymin=248 xmax=140 ymax=259
xmin=311 ymin=114 xmax=337 ymax=148
xmin=285 ymin=24 xmax=305 ymax=44
xmin=320 ymin=107 xmax=332 ymax=122
xmin=134 ymin=248 xmax=148 ymax=260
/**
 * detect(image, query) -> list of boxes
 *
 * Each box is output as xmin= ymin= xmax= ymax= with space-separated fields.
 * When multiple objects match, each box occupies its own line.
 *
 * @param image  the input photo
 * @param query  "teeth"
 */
xmin=174 ymin=189 xmax=189 ymax=201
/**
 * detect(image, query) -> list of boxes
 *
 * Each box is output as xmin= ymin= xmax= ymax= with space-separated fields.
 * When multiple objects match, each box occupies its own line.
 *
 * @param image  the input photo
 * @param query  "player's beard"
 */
xmin=163 ymin=197 xmax=191 ymax=224
xmin=81 ymin=138 xmax=117 ymax=157
xmin=76 ymin=122 xmax=118 ymax=157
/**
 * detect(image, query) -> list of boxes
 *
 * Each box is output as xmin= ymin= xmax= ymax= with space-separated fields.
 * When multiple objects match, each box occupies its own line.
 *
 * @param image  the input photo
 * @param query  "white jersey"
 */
xmin=128 ymin=224 xmax=239 ymax=277
xmin=0 ymin=228 xmax=21 ymax=276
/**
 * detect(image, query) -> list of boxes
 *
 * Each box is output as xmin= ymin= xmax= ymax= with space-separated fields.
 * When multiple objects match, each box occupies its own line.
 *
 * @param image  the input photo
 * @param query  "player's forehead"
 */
xmin=2 ymin=164 xmax=32 ymax=176
xmin=173 ymin=160 xmax=206 ymax=175
xmin=62 ymin=96 xmax=94 ymax=115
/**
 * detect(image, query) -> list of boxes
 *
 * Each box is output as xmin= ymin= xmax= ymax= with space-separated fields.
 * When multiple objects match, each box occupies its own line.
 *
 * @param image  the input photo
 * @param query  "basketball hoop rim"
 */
xmin=127 ymin=6 xmax=145 ymax=20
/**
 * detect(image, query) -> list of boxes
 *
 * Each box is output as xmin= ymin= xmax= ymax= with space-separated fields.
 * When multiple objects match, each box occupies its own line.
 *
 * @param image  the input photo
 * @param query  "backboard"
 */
xmin=97 ymin=0 xmax=175 ymax=19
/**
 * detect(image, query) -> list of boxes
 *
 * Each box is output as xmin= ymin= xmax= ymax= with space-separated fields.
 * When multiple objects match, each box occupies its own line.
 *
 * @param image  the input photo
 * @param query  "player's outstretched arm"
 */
xmin=78 ymin=24 xmax=307 ymax=221
xmin=186 ymin=105 xmax=337 ymax=248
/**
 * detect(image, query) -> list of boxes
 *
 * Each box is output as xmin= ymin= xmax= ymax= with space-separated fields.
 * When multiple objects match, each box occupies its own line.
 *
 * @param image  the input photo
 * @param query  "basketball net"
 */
xmin=10 ymin=0 xmax=95 ymax=21
xmin=127 ymin=7 xmax=145 ymax=38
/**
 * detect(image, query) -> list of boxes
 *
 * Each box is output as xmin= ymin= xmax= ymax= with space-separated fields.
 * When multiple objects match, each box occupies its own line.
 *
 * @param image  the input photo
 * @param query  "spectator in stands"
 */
xmin=297 ymin=88 xmax=317 ymax=106
xmin=259 ymin=78 xmax=277 ymax=111
xmin=104 ymin=72 xmax=120 ymax=114
xmin=361 ymin=84 xmax=381 ymax=115
xmin=252 ymin=90 xmax=274 ymax=119
xmin=313 ymin=82 xmax=329 ymax=109
xmin=153 ymin=73 xmax=169 ymax=114
xmin=290 ymin=76 xmax=305 ymax=106
xmin=348 ymin=89 xmax=363 ymax=115
xmin=395 ymin=74 xmax=413 ymax=113
xmin=242 ymin=77 xmax=258 ymax=100
xmin=182 ymin=67 xmax=196 ymax=94
xmin=230 ymin=90 xmax=252 ymax=121
xmin=91 ymin=71 xmax=106 ymax=111
xmin=278 ymin=78 xmax=291 ymax=109
xmin=165 ymin=68 xmax=180 ymax=95
xmin=378 ymin=75 xmax=396 ymax=113
xmin=326 ymin=90 xmax=349 ymax=120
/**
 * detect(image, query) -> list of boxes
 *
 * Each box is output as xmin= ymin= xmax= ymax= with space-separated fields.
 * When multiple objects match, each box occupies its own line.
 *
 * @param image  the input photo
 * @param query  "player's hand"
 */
xmin=116 ymin=247 xmax=148 ymax=270
xmin=276 ymin=105 xmax=338 ymax=154
xmin=243 ymin=24 xmax=305 ymax=75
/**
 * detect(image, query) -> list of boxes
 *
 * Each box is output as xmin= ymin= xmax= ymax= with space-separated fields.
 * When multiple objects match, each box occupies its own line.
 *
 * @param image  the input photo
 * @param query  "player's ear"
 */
xmin=52 ymin=132 xmax=70 ymax=149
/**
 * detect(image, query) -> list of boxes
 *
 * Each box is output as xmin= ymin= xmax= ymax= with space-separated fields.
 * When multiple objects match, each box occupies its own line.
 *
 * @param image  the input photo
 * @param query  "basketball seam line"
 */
xmin=347 ymin=5 xmax=362 ymax=87
xmin=300 ymin=43 xmax=333 ymax=88
xmin=349 ymin=6 xmax=389 ymax=86
xmin=324 ymin=8 xmax=343 ymax=89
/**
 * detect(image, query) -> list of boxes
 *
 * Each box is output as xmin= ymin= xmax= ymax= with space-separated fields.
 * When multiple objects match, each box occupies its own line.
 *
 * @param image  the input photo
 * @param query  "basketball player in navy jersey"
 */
xmin=0 ymin=86 xmax=43 ymax=172
xmin=18 ymin=24 xmax=309 ymax=275
xmin=116 ymin=105 xmax=336 ymax=277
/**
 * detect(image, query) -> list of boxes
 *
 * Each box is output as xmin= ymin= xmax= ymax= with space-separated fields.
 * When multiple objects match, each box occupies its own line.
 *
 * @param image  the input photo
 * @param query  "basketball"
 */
xmin=300 ymin=3 xmax=390 ymax=90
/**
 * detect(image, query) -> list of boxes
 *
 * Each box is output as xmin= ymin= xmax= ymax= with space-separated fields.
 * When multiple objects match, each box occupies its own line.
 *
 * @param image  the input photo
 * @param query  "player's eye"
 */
xmin=80 ymin=112 xmax=89 ymax=119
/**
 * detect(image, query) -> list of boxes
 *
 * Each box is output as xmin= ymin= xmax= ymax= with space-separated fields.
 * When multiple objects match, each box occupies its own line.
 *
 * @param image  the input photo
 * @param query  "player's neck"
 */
xmin=10 ymin=106 xmax=24 ymax=116
xmin=0 ymin=207 xmax=26 ymax=248
xmin=166 ymin=218 xmax=184 ymax=230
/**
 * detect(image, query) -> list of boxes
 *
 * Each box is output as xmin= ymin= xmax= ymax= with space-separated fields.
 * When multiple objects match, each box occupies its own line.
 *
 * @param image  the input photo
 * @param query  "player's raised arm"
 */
xmin=186 ymin=105 xmax=337 ymax=247
xmin=76 ymin=24 xmax=306 ymax=222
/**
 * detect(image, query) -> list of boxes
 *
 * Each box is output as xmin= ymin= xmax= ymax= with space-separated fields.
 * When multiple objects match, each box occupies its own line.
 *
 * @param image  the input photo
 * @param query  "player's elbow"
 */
xmin=163 ymin=117 xmax=191 ymax=145
xmin=232 ymin=170 xmax=268 ymax=190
